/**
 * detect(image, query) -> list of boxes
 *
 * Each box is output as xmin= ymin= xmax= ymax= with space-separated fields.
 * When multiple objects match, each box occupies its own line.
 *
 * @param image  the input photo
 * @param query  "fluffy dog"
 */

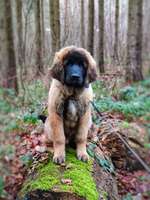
xmin=44 ymin=46 xmax=97 ymax=164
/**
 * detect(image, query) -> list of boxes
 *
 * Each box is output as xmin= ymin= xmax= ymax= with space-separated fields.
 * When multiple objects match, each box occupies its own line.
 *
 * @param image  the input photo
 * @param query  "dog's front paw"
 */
xmin=77 ymin=152 xmax=89 ymax=162
xmin=53 ymin=154 xmax=65 ymax=164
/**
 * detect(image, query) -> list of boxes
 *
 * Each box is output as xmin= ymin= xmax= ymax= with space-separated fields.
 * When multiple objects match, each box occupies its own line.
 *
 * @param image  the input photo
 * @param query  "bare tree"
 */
xmin=41 ymin=0 xmax=45 ymax=58
xmin=126 ymin=0 xmax=143 ymax=82
xmin=81 ymin=0 xmax=85 ymax=48
xmin=87 ymin=0 xmax=94 ymax=55
xmin=16 ymin=0 xmax=23 ymax=67
xmin=98 ymin=0 xmax=105 ymax=73
xmin=0 ymin=0 xmax=18 ymax=92
xmin=49 ymin=0 xmax=60 ymax=55
xmin=34 ymin=0 xmax=43 ymax=76
xmin=114 ymin=0 xmax=119 ymax=64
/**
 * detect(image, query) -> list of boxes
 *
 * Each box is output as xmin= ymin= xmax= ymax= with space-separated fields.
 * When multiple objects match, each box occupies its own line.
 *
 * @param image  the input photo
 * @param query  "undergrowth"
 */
xmin=93 ymin=78 xmax=150 ymax=120
xmin=0 ymin=80 xmax=47 ymax=132
xmin=0 ymin=77 xmax=150 ymax=132
xmin=0 ymin=78 xmax=150 ymax=132
xmin=0 ymin=78 xmax=150 ymax=198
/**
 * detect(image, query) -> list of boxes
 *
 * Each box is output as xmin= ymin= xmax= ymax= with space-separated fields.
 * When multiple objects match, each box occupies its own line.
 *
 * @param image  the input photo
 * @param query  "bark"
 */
xmin=34 ymin=0 xmax=43 ymax=76
xmin=0 ymin=1 xmax=7 ymax=87
xmin=80 ymin=0 xmax=85 ymax=48
xmin=40 ymin=0 xmax=45 ymax=59
xmin=114 ymin=0 xmax=119 ymax=64
xmin=87 ymin=0 xmax=94 ymax=55
xmin=64 ymin=0 xmax=68 ymax=35
xmin=16 ymin=0 xmax=23 ymax=67
xmin=126 ymin=0 xmax=144 ymax=82
xmin=15 ymin=0 xmax=25 ymax=91
xmin=98 ymin=0 xmax=105 ymax=73
xmin=0 ymin=0 xmax=18 ymax=92
xmin=49 ymin=0 xmax=60 ymax=56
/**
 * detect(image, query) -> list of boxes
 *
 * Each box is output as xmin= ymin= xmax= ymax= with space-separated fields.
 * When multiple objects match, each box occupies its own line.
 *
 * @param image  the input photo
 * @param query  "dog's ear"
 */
xmin=88 ymin=66 xmax=97 ymax=83
xmin=85 ymin=51 xmax=97 ymax=83
xmin=49 ymin=52 xmax=64 ymax=83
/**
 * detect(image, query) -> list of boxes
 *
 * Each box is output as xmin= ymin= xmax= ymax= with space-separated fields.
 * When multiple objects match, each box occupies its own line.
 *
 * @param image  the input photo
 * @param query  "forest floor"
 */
xmin=0 ymin=72 xmax=150 ymax=200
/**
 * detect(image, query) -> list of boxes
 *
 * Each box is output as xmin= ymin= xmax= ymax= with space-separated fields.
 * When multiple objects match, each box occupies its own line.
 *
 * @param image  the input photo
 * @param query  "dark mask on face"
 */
xmin=64 ymin=63 xmax=86 ymax=88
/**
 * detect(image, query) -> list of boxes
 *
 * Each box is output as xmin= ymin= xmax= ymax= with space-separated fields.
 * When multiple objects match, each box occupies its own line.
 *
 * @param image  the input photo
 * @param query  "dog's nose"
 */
xmin=71 ymin=74 xmax=80 ymax=80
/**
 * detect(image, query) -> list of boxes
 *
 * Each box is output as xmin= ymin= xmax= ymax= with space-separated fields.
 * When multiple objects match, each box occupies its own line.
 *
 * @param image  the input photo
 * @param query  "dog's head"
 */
xmin=50 ymin=46 xmax=97 ymax=87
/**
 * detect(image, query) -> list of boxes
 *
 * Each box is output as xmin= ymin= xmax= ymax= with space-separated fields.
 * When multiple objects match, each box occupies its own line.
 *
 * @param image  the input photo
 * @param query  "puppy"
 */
xmin=44 ymin=46 xmax=97 ymax=164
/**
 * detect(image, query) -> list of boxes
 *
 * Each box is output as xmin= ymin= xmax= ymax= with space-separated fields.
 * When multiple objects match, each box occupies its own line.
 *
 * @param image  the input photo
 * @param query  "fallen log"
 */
xmin=17 ymin=110 xmax=149 ymax=200
xmin=17 ymin=148 xmax=120 ymax=200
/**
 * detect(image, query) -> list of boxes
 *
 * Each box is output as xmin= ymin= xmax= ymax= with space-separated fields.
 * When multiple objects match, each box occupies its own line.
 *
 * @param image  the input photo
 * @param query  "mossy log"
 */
xmin=18 ymin=149 xmax=120 ymax=200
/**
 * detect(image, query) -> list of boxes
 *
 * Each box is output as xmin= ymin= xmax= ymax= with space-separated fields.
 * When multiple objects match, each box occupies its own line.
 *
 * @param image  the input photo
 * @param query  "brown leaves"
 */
xmin=95 ymin=117 xmax=128 ymax=169
xmin=89 ymin=111 xmax=150 ymax=199
xmin=0 ymin=127 xmax=48 ymax=200
xmin=117 ymin=169 xmax=150 ymax=197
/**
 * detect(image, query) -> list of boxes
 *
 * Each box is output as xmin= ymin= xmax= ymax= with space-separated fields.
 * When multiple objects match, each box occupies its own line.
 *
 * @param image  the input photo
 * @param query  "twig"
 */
xmin=90 ymin=101 xmax=103 ymax=117
xmin=116 ymin=131 xmax=150 ymax=174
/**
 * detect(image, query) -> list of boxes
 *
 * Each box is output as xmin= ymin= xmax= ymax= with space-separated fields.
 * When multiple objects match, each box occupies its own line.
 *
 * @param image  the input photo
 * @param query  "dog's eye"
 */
xmin=78 ymin=62 xmax=84 ymax=68
xmin=81 ymin=62 xmax=87 ymax=69
xmin=64 ymin=60 xmax=69 ymax=66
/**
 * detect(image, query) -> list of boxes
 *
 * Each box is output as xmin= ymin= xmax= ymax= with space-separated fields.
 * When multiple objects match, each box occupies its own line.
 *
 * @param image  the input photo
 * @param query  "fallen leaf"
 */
xmin=61 ymin=178 xmax=72 ymax=185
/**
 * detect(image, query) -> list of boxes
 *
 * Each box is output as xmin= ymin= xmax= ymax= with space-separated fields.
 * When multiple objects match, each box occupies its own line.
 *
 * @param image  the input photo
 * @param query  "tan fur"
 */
xmin=44 ymin=46 xmax=97 ymax=163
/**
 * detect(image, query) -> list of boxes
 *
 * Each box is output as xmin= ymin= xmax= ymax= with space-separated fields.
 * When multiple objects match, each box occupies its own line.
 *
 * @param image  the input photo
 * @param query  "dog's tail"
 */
xmin=38 ymin=115 xmax=47 ymax=123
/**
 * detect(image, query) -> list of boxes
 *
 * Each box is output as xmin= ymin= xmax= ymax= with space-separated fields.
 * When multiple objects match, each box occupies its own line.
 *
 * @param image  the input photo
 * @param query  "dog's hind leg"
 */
xmin=44 ymin=117 xmax=54 ymax=153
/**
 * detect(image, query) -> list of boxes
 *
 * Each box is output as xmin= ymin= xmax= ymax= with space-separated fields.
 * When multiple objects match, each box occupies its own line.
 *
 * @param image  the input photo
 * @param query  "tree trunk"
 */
xmin=87 ymin=0 xmax=94 ymax=56
xmin=61 ymin=0 xmax=69 ymax=47
xmin=98 ymin=0 xmax=105 ymax=73
xmin=16 ymin=0 xmax=23 ymax=67
xmin=0 ymin=1 xmax=7 ymax=87
xmin=18 ymin=149 xmax=119 ymax=200
xmin=49 ymin=0 xmax=60 ymax=56
xmin=114 ymin=0 xmax=119 ymax=64
xmin=81 ymin=0 xmax=85 ymax=48
xmin=34 ymin=0 xmax=43 ymax=76
xmin=15 ymin=0 xmax=26 ymax=91
xmin=0 ymin=0 xmax=18 ymax=93
xmin=40 ymin=0 xmax=45 ymax=60
xmin=126 ymin=0 xmax=144 ymax=82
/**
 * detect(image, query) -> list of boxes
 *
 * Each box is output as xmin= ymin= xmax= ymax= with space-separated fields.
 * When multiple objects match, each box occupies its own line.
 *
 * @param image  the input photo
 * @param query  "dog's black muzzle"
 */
xmin=64 ymin=64 xmax=86 ymax=87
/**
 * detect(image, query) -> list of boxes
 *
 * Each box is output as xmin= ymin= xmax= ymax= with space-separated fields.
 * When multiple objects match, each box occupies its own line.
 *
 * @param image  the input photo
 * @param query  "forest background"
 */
xmin=0 ymin=0 xmax=150 ymax=199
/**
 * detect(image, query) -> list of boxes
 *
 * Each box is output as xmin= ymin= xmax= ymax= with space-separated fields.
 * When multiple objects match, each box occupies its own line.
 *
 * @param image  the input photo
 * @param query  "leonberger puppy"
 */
xmin=44 ymin=46 xmax=97 ymax=164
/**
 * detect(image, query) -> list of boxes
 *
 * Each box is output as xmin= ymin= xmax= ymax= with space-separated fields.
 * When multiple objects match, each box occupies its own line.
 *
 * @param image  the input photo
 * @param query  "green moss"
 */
xmin=20 ymin=149 xmax=99 ymax=200
xmin=60 ymin=149 xmax=98 ymax=200
xmin=20 ymin=160 xmax=60 ymax=194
